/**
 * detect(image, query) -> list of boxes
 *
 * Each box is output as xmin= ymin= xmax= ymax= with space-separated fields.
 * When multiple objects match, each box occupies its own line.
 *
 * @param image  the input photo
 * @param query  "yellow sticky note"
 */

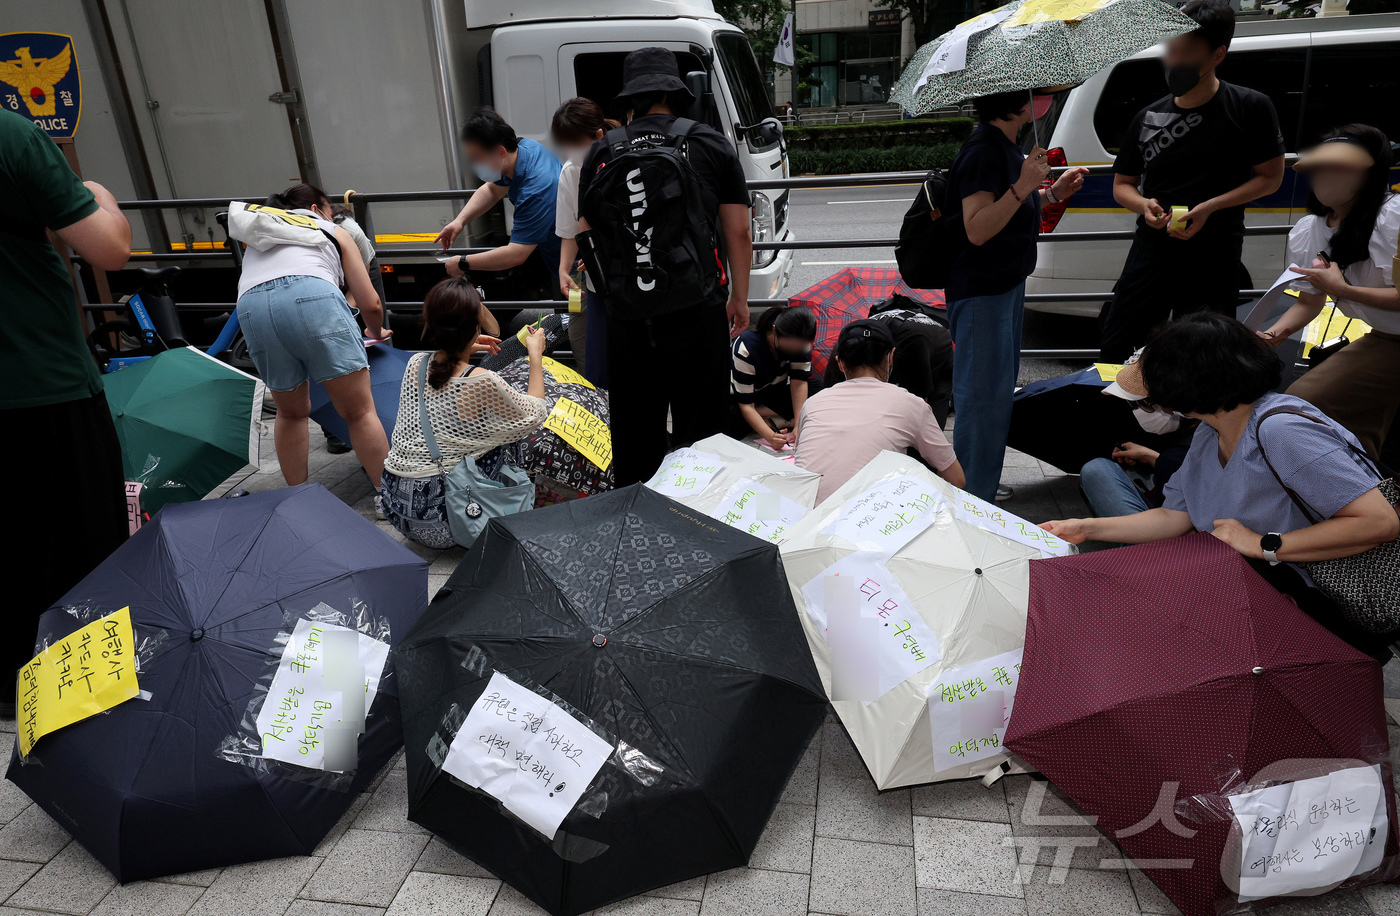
xmin=544 ymin=397 xmax=613 ymax=471
xmin=1093 ymin=363 xmax=1123 ymax=382
xmin=18 ymin=607 xmax=141 ymax=757
xmin=542 ymin=357 xmax=595 ymax=390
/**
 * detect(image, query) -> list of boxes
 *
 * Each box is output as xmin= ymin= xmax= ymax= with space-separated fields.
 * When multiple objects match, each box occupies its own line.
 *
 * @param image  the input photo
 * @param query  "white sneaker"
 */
xmin=995 ymin=484 xmax=1014 ymax=502
xmin=374 ymin=494 xmax=387 ymax=520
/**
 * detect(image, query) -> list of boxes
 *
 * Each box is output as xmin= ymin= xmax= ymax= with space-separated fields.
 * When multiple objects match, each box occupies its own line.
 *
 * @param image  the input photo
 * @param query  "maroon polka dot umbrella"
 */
xmin=787 ymin=268 xmax=945 ymax=377
xmin=1004 ymin=533 xmax=1397 ymax=916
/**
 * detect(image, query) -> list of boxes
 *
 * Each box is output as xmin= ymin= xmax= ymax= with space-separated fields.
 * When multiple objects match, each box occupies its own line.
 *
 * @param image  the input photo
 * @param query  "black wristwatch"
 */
xmin=457 ymin=255 xmax=470 ymax=274
xmin=1260 ymin=532 xmax=1283 ymax=566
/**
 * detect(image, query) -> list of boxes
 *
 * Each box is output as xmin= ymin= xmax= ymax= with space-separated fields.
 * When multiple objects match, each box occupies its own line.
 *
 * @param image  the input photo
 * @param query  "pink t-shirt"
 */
xmin=795 ymin=376 xmax=957 ymax=503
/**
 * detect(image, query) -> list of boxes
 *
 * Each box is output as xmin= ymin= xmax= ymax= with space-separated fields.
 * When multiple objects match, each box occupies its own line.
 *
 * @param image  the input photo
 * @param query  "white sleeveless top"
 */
xmin=237 ymin=210 xmax=344 ymax=299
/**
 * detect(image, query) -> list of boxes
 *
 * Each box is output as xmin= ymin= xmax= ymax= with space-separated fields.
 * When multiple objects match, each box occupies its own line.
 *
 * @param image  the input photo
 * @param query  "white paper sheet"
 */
xmin=645 ymin=448 xmax=725 ymax=498
xmin=823 ymin=475 xmax=948 ymax=558
xmin=256 ymin=618 xmax=391 ymax=771
xmin=803 ymin=552 xmax=942 ymax=699
xmin=442 ymin=671 xmax=614 ymax=839
xmin=713 ymin=478 xmax=809 ymax=544
xmin=949 ymin=491 xmax=1074 ymax=558
xmin=1241 ymin=265 xmax=1309 ymax=332
xmin=926 ymin=648 xmax=1023 ymax=770
xmin=914 ymin=7 xmax=1014 ymax=86
xmin=1228 ymin=764 xmax=1387 ymax=902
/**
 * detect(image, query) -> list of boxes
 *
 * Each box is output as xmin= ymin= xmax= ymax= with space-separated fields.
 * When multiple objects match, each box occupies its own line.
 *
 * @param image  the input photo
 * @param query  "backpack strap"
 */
xmin=416 ymin=355 xmax=447 ymax=472
xmin=1254 ymin=405 xmax=1383 ymax=525
xmin=604 ymin=124 xmax=633 ymax=153
xmin=666 ymin=118 xmax=698 ymax=142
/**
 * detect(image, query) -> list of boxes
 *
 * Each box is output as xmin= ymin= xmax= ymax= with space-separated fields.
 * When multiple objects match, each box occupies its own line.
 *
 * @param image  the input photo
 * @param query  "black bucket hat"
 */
xmin=615 ymin=47 xmax=695 ymax=105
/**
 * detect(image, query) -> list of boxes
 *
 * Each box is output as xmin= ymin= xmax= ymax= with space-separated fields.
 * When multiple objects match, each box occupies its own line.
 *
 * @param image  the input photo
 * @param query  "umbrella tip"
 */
xmin=1251 ymin=666 xmax=1264 ymax=675
xmin=592 ymin=634 xmax=608 ymax=648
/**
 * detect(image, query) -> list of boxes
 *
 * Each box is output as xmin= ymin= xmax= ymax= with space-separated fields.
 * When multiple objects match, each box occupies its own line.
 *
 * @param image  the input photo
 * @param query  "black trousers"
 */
xmin=1099 ymin=229 xmax=1243 ymax=363
xmin=2 ymin=392 xmax=129 ymax=701
xmin=608 ymin=303 xmax=732 ymax=487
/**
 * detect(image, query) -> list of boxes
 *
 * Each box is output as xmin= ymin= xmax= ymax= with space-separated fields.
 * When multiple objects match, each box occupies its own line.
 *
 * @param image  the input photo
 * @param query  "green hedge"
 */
xmin=789 ymin=142 xmax=960 ymax=176
xmin=784 ymin=117 xmax=973 ymax=152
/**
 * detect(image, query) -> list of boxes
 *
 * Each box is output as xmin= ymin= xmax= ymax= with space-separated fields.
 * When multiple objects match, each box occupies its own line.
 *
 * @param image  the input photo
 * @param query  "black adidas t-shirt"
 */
xmin=1113 ymin=80 xmax=1284 ymax=241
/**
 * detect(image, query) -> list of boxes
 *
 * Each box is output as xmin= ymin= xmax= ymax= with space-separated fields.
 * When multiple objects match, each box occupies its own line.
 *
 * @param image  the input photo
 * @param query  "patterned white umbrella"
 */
xmin=779 ymin=450 xmax=1074 ymax=789
xmin=890 ymin=0 xmax=1196 ymax=114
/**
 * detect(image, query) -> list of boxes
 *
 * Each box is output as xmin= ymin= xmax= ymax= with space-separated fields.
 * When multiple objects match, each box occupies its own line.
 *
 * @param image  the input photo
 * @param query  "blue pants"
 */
xmin=1079 ymin=458 xmax=1152 ymax=521
xmin=947 ymin=282 xmax=1025 ymax=501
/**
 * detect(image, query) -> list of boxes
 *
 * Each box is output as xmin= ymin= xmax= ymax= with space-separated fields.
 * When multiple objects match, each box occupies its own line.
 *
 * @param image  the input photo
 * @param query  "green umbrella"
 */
xmin=105 ymin=347 xmax=265 ymax=515
xmin=890 ymin=0 xmax=1196 ymax=115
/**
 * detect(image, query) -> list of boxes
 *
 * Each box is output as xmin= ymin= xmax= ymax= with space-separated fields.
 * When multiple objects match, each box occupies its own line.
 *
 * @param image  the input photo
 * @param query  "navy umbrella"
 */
xmin=310 ymin=341 xmax=413 ymax=443
xmin=7 ymin=485 xmax=428 ymax=881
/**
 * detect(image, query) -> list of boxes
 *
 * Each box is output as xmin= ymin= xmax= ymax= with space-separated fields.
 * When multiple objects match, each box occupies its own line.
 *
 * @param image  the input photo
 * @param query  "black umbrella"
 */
xmin=7 ymin=485 xmax=428 ymax=881
xmin=397 ymin=485 xmax=827 ymax=916
xmin=1006 ymin=366 xmax=1188 ymax=473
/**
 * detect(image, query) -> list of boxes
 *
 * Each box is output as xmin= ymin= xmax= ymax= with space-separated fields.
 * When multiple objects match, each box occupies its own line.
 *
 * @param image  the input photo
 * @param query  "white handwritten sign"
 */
xmin=914 ymin=7 xmax=1013 ymax=87
xmin=256 ymin=618 xmax=390 ymax=771
xmin=1228 ymin=764 xmax=1387 ymax=902
xmin=645 ymin=448 xmax=724 ymax=498
xmin=803 ymin=552 xmax=942 ymax=699
xmin=714 ymin=478 xmax=809 ymax=544
xmin=823 ymin=475 xmax=948 ymax=557
xmin=926 ymin=648 xmax=1023 ymax=771
xmin=442 ymin=671 xmax=614 ymax=839
xmin=950 ymin=492 xmax=1073 ymax=558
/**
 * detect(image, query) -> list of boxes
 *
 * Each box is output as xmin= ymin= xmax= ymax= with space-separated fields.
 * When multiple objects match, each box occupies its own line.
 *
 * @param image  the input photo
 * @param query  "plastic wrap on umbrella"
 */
xmin=479 ymin=312 xmax=570 ymax=372
xmin=780 ymin=450 xmax=1073 ymax=789
xmin=493 ymin=357 xmax=614 ymax=495
xmin=787 ymin=269 xmax=945 ymax=376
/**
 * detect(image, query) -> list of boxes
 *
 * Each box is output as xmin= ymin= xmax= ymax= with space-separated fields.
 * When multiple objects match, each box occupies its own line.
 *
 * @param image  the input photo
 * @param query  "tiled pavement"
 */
xmin=4 ymin=416 xmax=1399 ymax=916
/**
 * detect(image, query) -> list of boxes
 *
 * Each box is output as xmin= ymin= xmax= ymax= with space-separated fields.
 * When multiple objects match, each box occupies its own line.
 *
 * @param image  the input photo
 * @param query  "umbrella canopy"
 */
xmin=780 ymin=450 xmax=1072 ymax=789
xmin=480 ymin=312 xmax=570 ymax=372
xmin=788 ymin=268 xmax=945 ymax=377
xmin=1006 ymin=364 xmax=1187 ymax=473
xmin=493 ymin=356 xmax=614 ymax=495
xmin=310 ymin=341 xmax=413 ymax=444
xmin=890 ymin=0 xmax=1196 ymax=115
xmin=1004 ymin=533 xmax=1397 ymax=916
xmin=645 ymin=434 xmax=821 ymax=544
xmin=397 ymin=485 xmax=828 ymax=916
xmin=7 ymin=485 xmax=429 ymax=881
xmin=104 ymin=347 xmax=264 ymax=514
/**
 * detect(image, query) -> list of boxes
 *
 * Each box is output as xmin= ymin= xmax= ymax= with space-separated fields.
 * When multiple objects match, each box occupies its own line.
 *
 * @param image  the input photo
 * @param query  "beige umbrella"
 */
xmin=644 ymin=435 xmax=821 ymax=545
xmin=779 ymin=449 xmax=1074 ymax=789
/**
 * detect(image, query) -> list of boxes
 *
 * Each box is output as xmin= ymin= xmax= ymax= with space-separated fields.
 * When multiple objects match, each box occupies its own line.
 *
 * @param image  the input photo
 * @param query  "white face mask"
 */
xmin=1311 ymin=169 xmax=1366 ymax=210
xmin=1134 ymin=406 xmax=1181 ymax=436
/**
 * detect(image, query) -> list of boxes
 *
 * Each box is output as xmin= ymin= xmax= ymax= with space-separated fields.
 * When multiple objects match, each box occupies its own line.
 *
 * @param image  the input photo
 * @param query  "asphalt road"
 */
xmin=782 ymin=182 xmax=1098 ymax=384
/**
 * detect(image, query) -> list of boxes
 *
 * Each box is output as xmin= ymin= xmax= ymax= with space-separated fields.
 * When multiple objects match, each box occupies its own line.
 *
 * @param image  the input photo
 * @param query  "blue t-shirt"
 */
xmin=945 ymin=123 xmax=1041 ymax=302
xmin=1163 ymin=392 xmax=1379 ymax=537
xmin=495 ymin=138 xmax=562 ymax=276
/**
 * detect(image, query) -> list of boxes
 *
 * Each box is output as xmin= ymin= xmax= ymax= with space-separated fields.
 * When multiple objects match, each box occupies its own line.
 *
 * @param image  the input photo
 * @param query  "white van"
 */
xmin=1026 ymin=11 xmax=1400 ymax=318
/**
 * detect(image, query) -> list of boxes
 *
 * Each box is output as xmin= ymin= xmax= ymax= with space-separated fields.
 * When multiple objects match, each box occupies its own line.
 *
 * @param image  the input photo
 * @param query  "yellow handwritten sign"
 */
xmin=1005 ymin=0 xmax=1112 ymax=27
xmin=18 ymin=607 xmax=140 ymax=757
xmin=542 ymin=357 xmax=595 ymax=390
xmin=1093 ymin=363 xmax=1123 ymax=382
xmin=1302 ymin=305 xmax=1370 ymax=359
xmin=544 ymin=397 xmax=613 ymax=471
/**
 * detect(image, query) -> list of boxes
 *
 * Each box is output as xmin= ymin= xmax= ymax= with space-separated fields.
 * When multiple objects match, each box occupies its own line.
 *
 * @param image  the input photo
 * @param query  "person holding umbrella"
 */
xmin=944 ymin=90 xmax=1087 ymax=501
xmin=1041 ymin=312 xmax=1400 ymax=659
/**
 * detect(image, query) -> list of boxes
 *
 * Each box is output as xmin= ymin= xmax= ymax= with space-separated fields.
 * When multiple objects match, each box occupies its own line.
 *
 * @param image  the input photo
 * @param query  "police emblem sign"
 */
xmin=0 ymin=32 xmax=82 ymax=138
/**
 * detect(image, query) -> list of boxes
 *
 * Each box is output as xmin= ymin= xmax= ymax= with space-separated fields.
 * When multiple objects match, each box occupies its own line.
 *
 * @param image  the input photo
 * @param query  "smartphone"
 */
xmin=1316 ymin=250 xmax=1331 ymax=266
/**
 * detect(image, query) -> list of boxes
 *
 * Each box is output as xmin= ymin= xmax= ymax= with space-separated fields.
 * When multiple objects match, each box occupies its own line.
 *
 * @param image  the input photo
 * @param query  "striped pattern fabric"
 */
xmin=730 ymin=330 xmax=812 ymax=405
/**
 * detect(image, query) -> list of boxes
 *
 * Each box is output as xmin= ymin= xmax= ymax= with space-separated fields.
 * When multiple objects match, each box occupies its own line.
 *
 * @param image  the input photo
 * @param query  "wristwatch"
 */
xmin=1260 ymin=532 xmax=1283 ymax=566
xmin=456 ymin=255 xmax=469 ymax=274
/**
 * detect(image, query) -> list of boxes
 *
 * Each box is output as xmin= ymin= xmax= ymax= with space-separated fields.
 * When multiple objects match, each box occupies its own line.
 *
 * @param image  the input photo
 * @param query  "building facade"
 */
xmin=771 ymin=0 xmax=920 ymax=110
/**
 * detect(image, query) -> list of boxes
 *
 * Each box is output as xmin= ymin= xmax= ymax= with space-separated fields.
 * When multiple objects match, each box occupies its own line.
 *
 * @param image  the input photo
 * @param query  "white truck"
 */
xmin=15 ymin=0 xmax=795 ymax=303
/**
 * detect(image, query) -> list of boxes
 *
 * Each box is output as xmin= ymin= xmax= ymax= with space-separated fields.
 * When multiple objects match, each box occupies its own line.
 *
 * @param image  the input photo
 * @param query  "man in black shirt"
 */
xmin=1099 ymin=0 xmax=1285 ymax=362
xmin=577 ymin=47 xmax=753 ymax=485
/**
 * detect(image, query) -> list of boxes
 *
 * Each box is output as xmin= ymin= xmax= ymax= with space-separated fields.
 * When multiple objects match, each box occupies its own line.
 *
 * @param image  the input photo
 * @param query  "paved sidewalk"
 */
xmin=1 ymin=418 xmax=1396 ymax=916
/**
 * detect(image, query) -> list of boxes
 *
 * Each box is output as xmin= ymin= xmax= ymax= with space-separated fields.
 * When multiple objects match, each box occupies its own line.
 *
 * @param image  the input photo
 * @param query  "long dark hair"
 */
xmin=551 ymin=97 xmax=618 ymax=144
xmin=1306 ymin=124 xmax=1394 ymax=269
xmin=421 ymin=278 xmax=483 ymax=390
xmin=756 ymin=305 xmax=817 ymax=341
xmin=1141 ymin=312 xmax=1280 ymax=415
xmin=266 ymin=182 xmax=330 ymax=213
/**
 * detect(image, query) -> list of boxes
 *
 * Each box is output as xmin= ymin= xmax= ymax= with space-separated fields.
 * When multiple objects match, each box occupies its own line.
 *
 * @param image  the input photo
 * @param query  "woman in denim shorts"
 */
xmin=235 ymin=184 xmax=392 ymax=496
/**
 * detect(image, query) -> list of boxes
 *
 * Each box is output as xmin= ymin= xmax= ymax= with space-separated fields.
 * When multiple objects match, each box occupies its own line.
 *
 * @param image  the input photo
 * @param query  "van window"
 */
xmin=1299 ymin=42 xmax=1400 ymax=146
xmin=714 ymin=30 xmax=778 ymax=148
xmin=573 ymin=50 xmax=707 ymax=123
xmin=1093 ymin=48 xmax=1305 ymax=154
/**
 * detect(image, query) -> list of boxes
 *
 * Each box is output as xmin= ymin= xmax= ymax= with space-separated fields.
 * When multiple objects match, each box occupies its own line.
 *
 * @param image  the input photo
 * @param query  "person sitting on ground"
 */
xmin=1077 ymin=351 xmax=1193 ymax=536
xmin=235 ymin=183 xmax=391 ymax=501
xmin=1042 ymin=312 xmax=1400 ymax=659
xmin=795 ymin=320 xmax=965 ymax=503
xmin=381 ymin=278 xmax=549 ymax=548
xmin=1258 ymin=124 xmax=1400 ymax=462
xmin=824 ymin=298 xmax=955 ymax=428
xmin=730 ymin=305 xmax=819 ymax=449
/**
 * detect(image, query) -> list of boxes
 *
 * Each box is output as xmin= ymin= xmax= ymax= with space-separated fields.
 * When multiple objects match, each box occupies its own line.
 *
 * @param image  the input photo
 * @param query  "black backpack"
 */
xmin=894 ymin=168 xmax=957 ymax=290
xmin=579 ymin=118 xmax=724 ymax=321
